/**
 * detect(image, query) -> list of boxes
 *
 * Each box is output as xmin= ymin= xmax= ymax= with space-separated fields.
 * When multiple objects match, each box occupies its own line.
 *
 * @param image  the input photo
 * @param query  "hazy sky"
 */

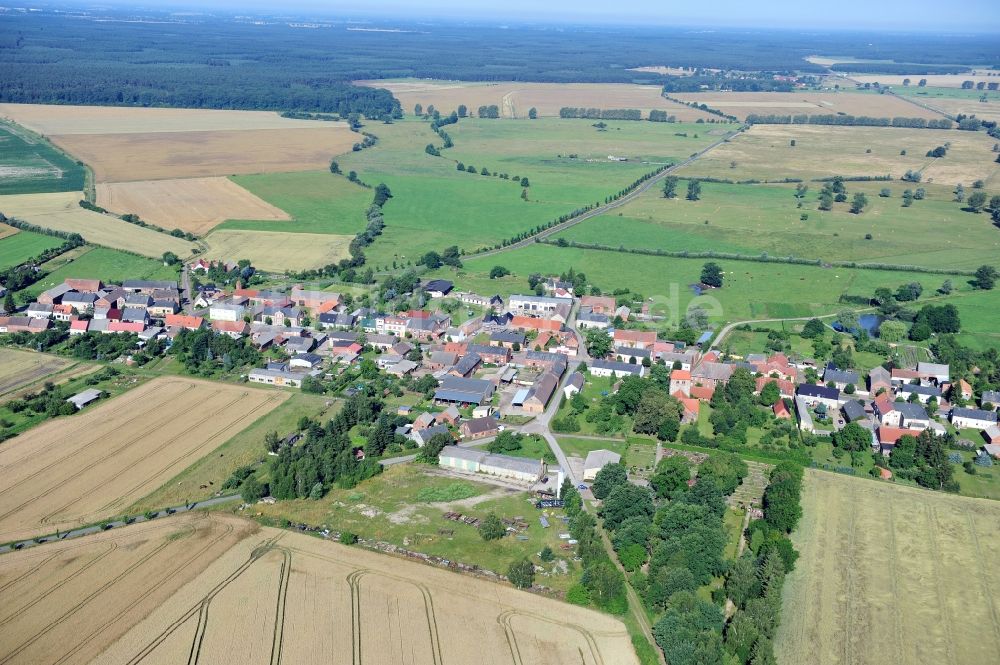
xmin=80 ymin=0 xmax=1000 ymax=31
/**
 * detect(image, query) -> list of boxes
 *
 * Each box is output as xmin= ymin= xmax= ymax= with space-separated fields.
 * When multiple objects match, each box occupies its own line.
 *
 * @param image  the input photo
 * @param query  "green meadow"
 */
xmin=20 ymin=246 xmax=178 ymax=298
xmin=555 ymin=180 xmax=1000 ymax=269
xmin=0 ymin=230 xmax=63 ymax=270
xmin=0 ymin=123 xmax=86 ymax=195
xmin=429 ymin=242 xmax=968 ymax=324
xmin=220 ymin=171 xmax=373 ymax=235
xmin=333 ymin=117 xmax=719 ymax=267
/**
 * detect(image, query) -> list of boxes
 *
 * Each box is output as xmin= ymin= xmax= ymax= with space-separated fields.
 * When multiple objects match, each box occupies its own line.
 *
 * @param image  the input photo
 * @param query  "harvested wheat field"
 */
xmin=0 ymin=349 xmax=75 ymax=399
xmin=356 ymin=79 xmax=717 ymax=121
xmin=0 ymin=377 xmax=287 ymax=543
xmin=0 ymin=103 xmax=337 ymax=135
xmin=96 ymin=177 xmax=291 ymax=235
xmin=679 ymin=124 xmax=1000 ymax=185
xmin=56 ymin=514 xmax=636 ymax=665
xmin=775 ymin=470 xmax=1000 ymax=665
xmin=50 ymin=128 xmax=357 ymax=183
xmin=0 ymin=224 xmax=16 ymax=241
xmin=918 ymin=96 xmax=1000 ymax=124
xmin=0 ymin=191 xmax=197 ymax=258
xmin=671 ymin=91 xmax=941 ymax=121
xmin=0 ymin=513 xmax=257 ymax=665
xmin=202 ymin=229 xmax=352 ymax=271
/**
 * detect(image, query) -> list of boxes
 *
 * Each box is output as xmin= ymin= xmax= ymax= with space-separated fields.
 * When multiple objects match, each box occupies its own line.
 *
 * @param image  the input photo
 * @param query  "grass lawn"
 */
xmin=557 ymin=436 xmax=629 ymax=460
xmin=219 ymin=171 xmax=373 ymax=235
xmin=949 ymin=449 xmax=1000 ymax=500
xmin=556 ymin=180 xmax=1000 ymax=270
xmin=0 ymin=229 xmax=63 ymax=270
xmin=19 ymin=246 xmax=180 ymax=299
xmin=248 ymin=463 xmax=581 ymax=591
xmin=129 ymin=392 xmax=337 ymax=513
xmin=945 ymin=289 xmax=1000 ymax=351
xmin=430 ymin=243 xmax=968 ymax=325
xmin=333 ymin=117 xmax=718 ymax=267
xmin=0 ymin=122 xmax=85 ymax=195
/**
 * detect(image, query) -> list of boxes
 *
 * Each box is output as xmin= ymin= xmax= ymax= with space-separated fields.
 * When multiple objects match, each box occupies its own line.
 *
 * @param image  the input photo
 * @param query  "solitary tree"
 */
xmin=686 ymin=179 xmax=702 ymax=201
xmin=528 ymin=107 xmax=538 ymax=119
xmin=329 ymin=159 xmax=341 ymax=174
xmin=662 ymin=176 xmax=679 ymax=198
xmin=414 ymin=103 xmax=423 ymax=116
xmin=850 ymin=192 xmax=868 ymax=214
xmin=701 ymin=262 xmax=723 ymax=288
xmin=479 ymin=512 xmax=507 ymax=540
xmin=2 ymin=291 xmax=14 ymax=314
xmin=967 ymin=191 xmax=988 ymax=213
xmin=585 ymin=328 xmax=613 ymax=358
xmin=507 ymin=558 xmax=535 ymax=588
xmin=974 ymin=265 xmax=998 ymax=290
xmin=457 ymin=104 xmax=467 ymax=118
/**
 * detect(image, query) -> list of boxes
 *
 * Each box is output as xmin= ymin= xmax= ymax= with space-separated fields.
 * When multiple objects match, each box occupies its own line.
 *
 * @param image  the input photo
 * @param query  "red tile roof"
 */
xmin=878 ymin=426 xmax=921 ymax=445
xmin=690 ymin=385 xmax=715 ymax=401
xmin=671 ymin=369 xmax=692 ymax=380
xmin=165 ymin=314 xmax=204 ymax=330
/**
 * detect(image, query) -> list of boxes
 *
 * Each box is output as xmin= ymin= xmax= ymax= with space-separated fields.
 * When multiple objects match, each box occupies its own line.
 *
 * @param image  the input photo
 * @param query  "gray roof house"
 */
xmin=842 ymin=400 xmax=869 ymax=422
xmin=434 ymin=376 xmax=495 ymax=405
xmin=824 ymin=368 xmax=860 ymax=387
xmin=413 ymin=424 xmax=452 ymax=446
xmin=66 ymin=388 xmax=103 ymax=409
xmin=981 ymin=391 xmax=1000 ymax=408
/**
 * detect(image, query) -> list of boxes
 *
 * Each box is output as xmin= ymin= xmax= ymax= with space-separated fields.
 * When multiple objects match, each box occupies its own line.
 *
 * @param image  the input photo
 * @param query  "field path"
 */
xmin=472 ymin=128 xmax=741 ymax=259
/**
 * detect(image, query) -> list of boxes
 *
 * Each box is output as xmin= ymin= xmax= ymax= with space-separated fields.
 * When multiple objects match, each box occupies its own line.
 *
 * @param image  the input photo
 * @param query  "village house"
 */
xmin=658 ymin=350 xmax=697 ymax=371
xmin=583 ymin=449 xmax=621 ymax=481
xmin=460 ymin=416 xmax=500 ymax=440
xmin=797 ymin=383 xmax=841 ymax=409
xmin=691 ymin=361 xmax=735 ymax=391
xmin=123 ymin=279 xmax=178 ymax=294
xmin=868 ymin=366 xmax=892 ymax=395
xmin=211 ymin=320 xmax=250 ymax=338
xmin=423 ymin=279 xmax=454 ymax=298
xmin=590 ymin=359 xmax=644 ymax=378
xmin=427 ymin=350 xmax=460 ymax=370
xmin=490 ymin=330 xmax=526 ymax=349
xmin=615 ymin=346 xmax=651 ymax=364
xmin=579 ymin=295 xmax=617 ymax=315
xmin=209 ymin=301 xmax=246 ymax=322
xmin=164 ymin=313 xmax=204 ymax=331
xmin=318 ymin=311 xmax=356 ymax=330
xmin=951 ymin=407 xmax=998 ymax=431
xmin=449 ymin=353 xmax=482 ymax=377
xmin=413 ymin=424 xmax=452 ymax=447
xmin=522 ymin=372 xmax=559 ymax=414
xmin=290 ymin=286 xmax=340 ymax=313
xmin=511 ymin=315 xmax=562 ymax=333
xmin=508 ymin=294 xmax=572 ymax=314
xmin=63 ymin=291 xmax=97 ymax=313
xmin=897 ymin=383 xmax=942 ymax=404
xmin=563 ymin=372 xmax=585 ymax=399
xmin=256 ymin=306 xmax=302 ymax=327
xmin=248 ymin=367 xmax=312 ymax=388
xmin=981 ymin=391 xmax=1000 ymax=409
xmin=613 ymin=329 xmax=657 ymax=350
xmin=25 ymin=302 xmax=53 ymax=319
xmin=874 ymin=397 xmax=931 ymax=430
xmin=823 ymin=367 xmax=861 ymax=392
xmin=669 ymin=369 xmax=692 ymax=397
xmin=916 ymin=362 xmax=950 ymax=384
xmin=460 ymin=292 xmax=503 ymax=309
xmin=0 ymin=316 xmax=50 ymax=333
xmin=773 ymin=399 xmax=792 ymax=420
xmin=576 ymin=309 xmax=611 ymax=330
xmin=755 ymin=376 xmax=796 ymax=399
xmin=876 ymin=426 xmax=922 ymax=456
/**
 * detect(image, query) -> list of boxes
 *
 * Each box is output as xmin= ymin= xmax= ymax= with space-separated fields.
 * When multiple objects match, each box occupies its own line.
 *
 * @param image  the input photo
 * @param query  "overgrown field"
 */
xmin=20 ymin=246 xmax=180 ymax=299
xmin=677 ymin=124 xmax=1000 ymax=185
xmin=555 ymin=180 xmax=1000 ymax=269
xmin=0 ymin=122 xmax=85 ymax=195
xmin=0 ymin=348 xmax=75 ymax=398
xmin=356 ymin=78 xmax=718 ymax=120
xmin=0 ymin=191 xmax=198 ymax=258
xmin=0 ymin=377 xmax=287 ymax=543
xmin=336 ymin=117 xmax=721 ymax=265
xmin=253 ymin=463 xmax=581 ymax=591
xmin=671 ymin=91 xmax=941 ymax=121
xmin=431 ymin=243 xmax=968 ymax=323
xmin=0 ymin=227 xmax=62 ymax=270
xmin=0 ymin=512 xmax=637 ymax=664
xmin=775 ymin=470 xmax=1000 ymax=665
xmin=202 ymin=229 xmax=353 ymax=271
xmin=96 ymin=177 xmax=291 ymax=236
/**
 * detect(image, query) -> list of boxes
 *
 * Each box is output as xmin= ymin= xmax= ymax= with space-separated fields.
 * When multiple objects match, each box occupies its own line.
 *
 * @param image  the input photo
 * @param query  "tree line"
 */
xmin=745 ymin=114 xmax=953 ymax=129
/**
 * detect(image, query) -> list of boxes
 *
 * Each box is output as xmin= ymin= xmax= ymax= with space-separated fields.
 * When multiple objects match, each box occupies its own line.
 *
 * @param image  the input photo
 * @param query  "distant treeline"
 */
xmin=661 ymin=75 xmax=799 ymax=93
xmin=829 ymin=63 xmax=975 ymax=75
xmin=746 ymin=114 xmax=953 ymax=129
xmin=560 ymin=108 xmax=643 ymax=120
xmin=4 ymin=12 xmax=999 ymax=97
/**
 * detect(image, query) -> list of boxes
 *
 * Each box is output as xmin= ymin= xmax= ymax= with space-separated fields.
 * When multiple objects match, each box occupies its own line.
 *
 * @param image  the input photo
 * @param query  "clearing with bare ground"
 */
xmin=0 ymin=349 xmax=76 ymax=399
xmin=0 ymin=512 xmax=637 ymax=665
xmin=202 ymin=229 xmax=352 ymax=271
xmin=356 ymin=79 xmax=718 ymax=121
xmin=0 ymin=103 xmax=340 ymax=135
xmin=0 ymin=191 xmax=198 ymax=258
xmin=50 ymin=128 xmax=357 ymax=183
xmin=678 ymin=124 xmax=1000 ymax=185
xmin=0 ymin=376 xmax=287 ymax=544
xmin=670 ymin=91 xmax=942 ymax=121
xmin=775 ymin=470 xmax=1000 ymax=665
xmin=96 ymin=177 xmax=291 ymax=236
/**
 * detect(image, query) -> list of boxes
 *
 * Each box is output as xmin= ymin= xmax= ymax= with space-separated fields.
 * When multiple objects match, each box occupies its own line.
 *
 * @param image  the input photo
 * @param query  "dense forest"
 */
xmin=1 ymin=10 xmax=998 ymax=114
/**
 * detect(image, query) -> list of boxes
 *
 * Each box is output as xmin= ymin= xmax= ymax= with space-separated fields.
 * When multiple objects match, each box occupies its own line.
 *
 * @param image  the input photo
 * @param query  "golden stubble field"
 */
xmin=670 ymin=91 xmax=941 ymax=121
xmin=679 ymin=124 xmax=1000 ymax=185
xmin=0 ymin=103 xmax=339 ymax=135
xmin=50 ymin=128 xmax=357 ymax=183
xmin=0 ymin=377 xmax=287 ymax=544
xmin=0 ymin=512 xmax=636 ymax=665
xmin=0 ymin=191 xmax=198 ymax=258
xmin=202 ymin=229 xmax=353 ymax=271
xmin=0 ymin=348 xmax=75 ymax=398
xmin=96 ymin=177 xmax=291 ymax=235
xmin=775 ymin=470 xmax=1000 ymax=665
xmin=356 ymin=79 xmax=717 ymax=121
